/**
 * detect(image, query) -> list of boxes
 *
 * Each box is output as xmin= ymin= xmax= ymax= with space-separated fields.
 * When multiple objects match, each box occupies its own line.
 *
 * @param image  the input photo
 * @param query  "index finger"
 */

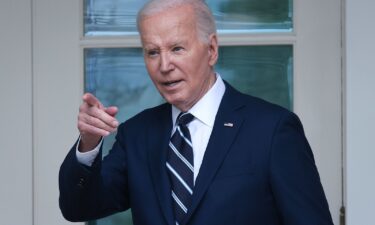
xmin=83 ymin=93 xmax=104 ymax=109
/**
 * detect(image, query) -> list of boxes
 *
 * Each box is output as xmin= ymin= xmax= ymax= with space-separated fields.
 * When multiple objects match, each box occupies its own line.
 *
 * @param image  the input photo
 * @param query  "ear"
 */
xmin=207 ymin=33 xmax=219 ymax=66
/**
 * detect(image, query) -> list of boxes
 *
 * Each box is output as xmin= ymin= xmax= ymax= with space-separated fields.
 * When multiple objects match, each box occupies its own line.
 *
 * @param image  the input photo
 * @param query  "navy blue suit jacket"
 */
xmin=59 ymin=82 xmax=333 ymax=225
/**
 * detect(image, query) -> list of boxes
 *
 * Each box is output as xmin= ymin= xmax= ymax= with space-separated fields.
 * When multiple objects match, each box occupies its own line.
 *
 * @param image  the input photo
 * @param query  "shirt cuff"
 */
xmin=75 ymin=136 xmax=103 ymax=167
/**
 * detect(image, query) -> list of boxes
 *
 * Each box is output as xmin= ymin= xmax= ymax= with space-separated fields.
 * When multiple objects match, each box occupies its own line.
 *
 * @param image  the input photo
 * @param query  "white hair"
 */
xmin=137 ymin=0 xmax=216 ymax=43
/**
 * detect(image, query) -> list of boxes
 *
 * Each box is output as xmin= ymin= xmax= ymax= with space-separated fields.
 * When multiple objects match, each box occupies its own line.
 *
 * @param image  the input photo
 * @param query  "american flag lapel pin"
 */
xmin=224 ymin=122 xmax=234 ymax=127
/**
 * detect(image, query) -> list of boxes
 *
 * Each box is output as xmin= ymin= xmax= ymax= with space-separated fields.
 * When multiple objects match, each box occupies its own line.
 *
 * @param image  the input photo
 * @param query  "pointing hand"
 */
xmin=77 ymin=93 xmax=119 ymax=151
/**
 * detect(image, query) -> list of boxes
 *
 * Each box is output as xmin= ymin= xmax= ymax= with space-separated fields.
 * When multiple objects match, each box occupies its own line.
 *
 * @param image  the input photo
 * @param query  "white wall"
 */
xmin=0 ymin=0 xmax=33 ymax=224
xmin=345 ymin=0 xmax=375 ymax=224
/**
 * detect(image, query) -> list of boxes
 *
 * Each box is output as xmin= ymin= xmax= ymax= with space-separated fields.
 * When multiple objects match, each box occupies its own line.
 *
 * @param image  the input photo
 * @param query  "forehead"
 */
xmin=139 ymin=5 xmax=198 ymax=46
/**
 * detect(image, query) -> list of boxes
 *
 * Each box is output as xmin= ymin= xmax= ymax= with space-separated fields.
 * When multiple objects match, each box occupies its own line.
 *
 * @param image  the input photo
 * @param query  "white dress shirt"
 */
xmin=76 ymin=74 xmax=226 ymax=182
xmin=171 ymin=74 xmax=225 ymax=181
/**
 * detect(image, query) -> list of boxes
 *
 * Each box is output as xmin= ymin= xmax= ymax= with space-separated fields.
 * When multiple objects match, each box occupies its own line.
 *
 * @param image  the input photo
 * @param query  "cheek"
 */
xmin=145 ymin=60 xmax=153 ymax=71
xmin=145 ymin=61 xmax=159 ymax=77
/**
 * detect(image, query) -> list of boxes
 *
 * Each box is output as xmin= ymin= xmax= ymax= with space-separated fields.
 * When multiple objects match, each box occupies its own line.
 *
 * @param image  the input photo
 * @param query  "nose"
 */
xmin=160 ymin=52 xmax=174 ymax=74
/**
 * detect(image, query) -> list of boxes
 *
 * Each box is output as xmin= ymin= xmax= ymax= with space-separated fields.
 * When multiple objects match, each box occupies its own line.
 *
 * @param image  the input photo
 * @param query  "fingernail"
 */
xmin=112 ymin=121 xmax=119 ymax=127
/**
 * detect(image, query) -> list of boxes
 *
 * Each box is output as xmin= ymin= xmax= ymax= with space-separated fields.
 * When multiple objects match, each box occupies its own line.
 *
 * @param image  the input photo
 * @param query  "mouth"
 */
xmin=163 ymin=79 xmax=182 ymax=87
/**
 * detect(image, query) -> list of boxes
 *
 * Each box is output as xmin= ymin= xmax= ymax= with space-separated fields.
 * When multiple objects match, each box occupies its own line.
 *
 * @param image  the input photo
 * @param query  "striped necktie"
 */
xmin=166 ymin=112 xmax=195 ymax=224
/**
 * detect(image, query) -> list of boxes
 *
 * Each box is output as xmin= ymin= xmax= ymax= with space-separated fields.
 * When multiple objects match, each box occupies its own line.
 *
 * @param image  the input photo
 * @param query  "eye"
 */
xmin=145 ymin=49 xmax=159 ymax=57
xmin=172 ymin=46 xmax=184 ymax=52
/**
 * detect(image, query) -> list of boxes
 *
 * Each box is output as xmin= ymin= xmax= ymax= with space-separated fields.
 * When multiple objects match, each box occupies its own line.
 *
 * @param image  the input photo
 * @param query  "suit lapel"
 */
xmin=147 ymin=104 xmax=175 ymax=225
xmin=183 ymin=84 xmax=246 ymax=224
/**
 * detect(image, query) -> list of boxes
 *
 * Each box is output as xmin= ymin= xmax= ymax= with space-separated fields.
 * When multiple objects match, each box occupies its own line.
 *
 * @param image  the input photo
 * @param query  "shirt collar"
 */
xmin=172 ymin=73 xmax=226 ymax=127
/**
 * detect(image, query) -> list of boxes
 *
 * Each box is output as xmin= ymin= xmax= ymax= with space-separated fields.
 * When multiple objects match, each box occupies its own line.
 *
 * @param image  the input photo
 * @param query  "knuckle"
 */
xmin=86 ymin=116 xmax=97 ymax=126
xmin=87 ymin=106 xmax=97 ymax=116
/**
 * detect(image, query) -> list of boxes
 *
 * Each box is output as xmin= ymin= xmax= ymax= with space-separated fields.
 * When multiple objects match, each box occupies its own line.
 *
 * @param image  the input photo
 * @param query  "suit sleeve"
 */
xmin=59 ymin=123 xmax=130 ymax=222
xmin=269 ymin=112 xmax=334 ymax=225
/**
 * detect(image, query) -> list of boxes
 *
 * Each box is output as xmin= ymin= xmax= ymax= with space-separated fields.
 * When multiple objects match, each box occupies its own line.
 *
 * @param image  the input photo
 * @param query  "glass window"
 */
xmin=84 ymin=0 xmax=146 ymax=36
xmin=217 ymin=46 xmax=293 ymax=109
xmin=208 ymin=0 xmax=293 ymax=32
xmin=84 ymin=0 xmax=293 ymax=36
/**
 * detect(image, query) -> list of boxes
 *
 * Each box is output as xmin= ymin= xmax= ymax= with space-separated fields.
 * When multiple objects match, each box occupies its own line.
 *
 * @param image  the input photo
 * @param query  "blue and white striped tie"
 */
xmin=166 ymin=112 xmax=195 ymax=224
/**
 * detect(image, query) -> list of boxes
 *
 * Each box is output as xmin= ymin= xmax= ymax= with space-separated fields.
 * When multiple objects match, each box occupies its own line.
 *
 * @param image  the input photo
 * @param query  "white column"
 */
xmin=345 ymin=0 xmax=375 ymax=224
xmin=0 ymin=0 xmax=33 ymax=224
xmin=32 ymin=0 xmax=83 ymax=224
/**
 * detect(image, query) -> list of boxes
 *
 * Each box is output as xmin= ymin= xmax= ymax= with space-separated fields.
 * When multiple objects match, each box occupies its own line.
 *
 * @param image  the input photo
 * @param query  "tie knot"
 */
xmin=177 ymin=113 xmax=194 ymax=126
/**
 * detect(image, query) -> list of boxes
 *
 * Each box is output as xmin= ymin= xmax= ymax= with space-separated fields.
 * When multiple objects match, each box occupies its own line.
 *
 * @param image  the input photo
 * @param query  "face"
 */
xmin=139 ymin=4 xmax=218 ymax=112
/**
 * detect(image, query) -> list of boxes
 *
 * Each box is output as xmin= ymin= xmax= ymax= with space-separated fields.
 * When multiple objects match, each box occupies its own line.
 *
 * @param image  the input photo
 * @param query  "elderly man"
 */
xmin=59 ymin=0 xmax=334 ymax=224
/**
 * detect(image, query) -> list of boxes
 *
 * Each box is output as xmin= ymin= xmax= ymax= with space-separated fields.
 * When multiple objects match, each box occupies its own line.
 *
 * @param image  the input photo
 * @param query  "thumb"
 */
xmin=105 ymin=106 xmax=118 ymax=117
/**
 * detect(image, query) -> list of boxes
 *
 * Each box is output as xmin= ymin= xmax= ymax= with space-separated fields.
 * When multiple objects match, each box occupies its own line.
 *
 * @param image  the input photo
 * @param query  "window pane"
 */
xmin=217 ymin=45 xmax=293 ymax=109
xmin=85 ymin=45 xmax=292 ymax=225
xmin=209 ymin=0 xmax=293 ymax=32
xmin=84 ymin=0 xmax=146 ymax=36
xmin=84 ymin=0 xmax=293 ymax=36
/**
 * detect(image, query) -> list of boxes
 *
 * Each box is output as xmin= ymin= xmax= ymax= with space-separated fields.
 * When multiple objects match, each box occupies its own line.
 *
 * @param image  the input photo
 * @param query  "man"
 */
xmin=59 ymin=0 xmax=334 ymax=224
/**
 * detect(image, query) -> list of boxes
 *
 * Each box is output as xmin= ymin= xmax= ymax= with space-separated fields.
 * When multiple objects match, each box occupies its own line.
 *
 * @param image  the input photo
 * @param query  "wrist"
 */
xmin=78 ymin=134 xmax=102 ymax=152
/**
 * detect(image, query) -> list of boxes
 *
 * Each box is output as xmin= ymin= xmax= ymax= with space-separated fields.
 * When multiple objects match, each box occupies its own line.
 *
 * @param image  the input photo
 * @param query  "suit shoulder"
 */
xmin=224 ymin=82 xmax=291 ymax=117
xmin=231 ymin=91 xmax=303 ymax=129
xmin=240 ymin=92 xmax=291 ymax=116
xmin=239 ymin=93 xmax=304 ymax=133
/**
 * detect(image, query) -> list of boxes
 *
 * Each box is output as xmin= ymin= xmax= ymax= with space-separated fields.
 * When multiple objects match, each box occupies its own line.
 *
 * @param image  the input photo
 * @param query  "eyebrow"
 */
xmin=143 ymin=42 xmax=186 ymax=51
xmin=142 ymin=38 xmax=189 ymax=51
xmin=171 ymin=41 xmax=186 ymax=47
xmin=143 ymin=46 xmax=159 ymax=52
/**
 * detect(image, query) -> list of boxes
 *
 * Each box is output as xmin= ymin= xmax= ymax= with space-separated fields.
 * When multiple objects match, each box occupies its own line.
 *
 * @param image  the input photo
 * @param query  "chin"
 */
xmin=163 ymin=93 xmax=180 ymax=103
xmin=166 ymin=99 xmax=187 ymax=111
xmin=162 ymin=92 xmax=191 ymax=109
xmin=166 ymin=99 xmax=182 ymax=107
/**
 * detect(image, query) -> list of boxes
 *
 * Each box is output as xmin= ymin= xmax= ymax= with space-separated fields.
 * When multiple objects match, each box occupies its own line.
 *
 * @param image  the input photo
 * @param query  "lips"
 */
xmin=163 ymin=79 xmax=182 ymax=87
